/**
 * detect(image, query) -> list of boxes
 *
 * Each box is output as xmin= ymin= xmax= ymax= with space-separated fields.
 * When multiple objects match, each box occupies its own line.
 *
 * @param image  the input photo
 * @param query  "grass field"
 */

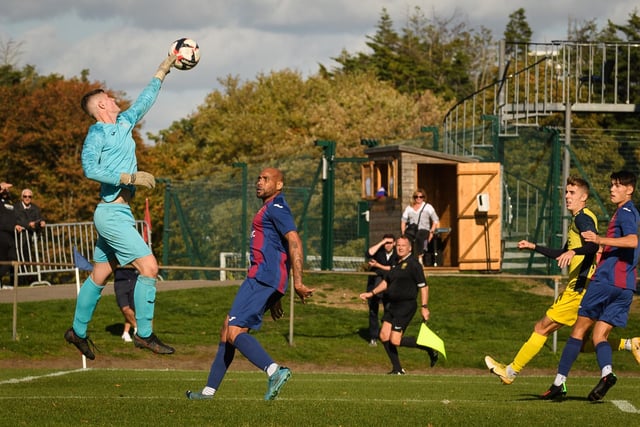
xmin=2 ymin=369 xmax=640 ymax=426
xmin=2 ymin=273 xmax=640 ymax=426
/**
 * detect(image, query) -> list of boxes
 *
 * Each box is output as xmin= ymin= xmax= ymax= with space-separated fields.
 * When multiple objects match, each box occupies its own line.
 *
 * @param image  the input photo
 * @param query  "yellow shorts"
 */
xmin=545 ymin=288 xmax=585 ymax=326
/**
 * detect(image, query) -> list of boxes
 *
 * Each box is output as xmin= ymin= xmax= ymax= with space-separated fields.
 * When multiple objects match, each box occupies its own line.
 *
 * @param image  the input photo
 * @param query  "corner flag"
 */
xmin=73 ymin=247 xmax=93 ymax=272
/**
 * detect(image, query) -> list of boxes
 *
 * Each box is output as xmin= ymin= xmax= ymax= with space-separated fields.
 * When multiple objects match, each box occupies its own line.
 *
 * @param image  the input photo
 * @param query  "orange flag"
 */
xmin=143 ymin=197 xmax=151 ymax=244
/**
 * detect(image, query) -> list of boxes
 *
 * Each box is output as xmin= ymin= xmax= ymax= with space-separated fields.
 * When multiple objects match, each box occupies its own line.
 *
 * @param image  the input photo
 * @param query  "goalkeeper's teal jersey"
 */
xmin=81 ymin=78 xmax=161 ymax=202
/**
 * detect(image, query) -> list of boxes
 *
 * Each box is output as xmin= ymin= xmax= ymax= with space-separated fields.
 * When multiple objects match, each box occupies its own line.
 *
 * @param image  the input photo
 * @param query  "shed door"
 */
xmin=456 ymin=163 xmax=502 ymax=271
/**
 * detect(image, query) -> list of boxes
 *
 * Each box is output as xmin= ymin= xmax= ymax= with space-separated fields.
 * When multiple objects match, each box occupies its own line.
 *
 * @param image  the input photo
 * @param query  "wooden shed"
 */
xmin=361 ymin=145 xmax=502 ymax=271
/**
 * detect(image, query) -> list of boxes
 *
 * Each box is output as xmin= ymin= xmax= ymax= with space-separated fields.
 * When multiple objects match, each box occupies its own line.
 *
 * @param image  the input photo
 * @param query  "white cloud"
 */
xmin=1 ymin=1 xmax=638 ymax=140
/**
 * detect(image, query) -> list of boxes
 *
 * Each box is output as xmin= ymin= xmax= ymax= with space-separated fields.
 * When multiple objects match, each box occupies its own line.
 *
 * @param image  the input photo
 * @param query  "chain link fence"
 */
xmin=156 ymin=159 xmax=366 ymax=280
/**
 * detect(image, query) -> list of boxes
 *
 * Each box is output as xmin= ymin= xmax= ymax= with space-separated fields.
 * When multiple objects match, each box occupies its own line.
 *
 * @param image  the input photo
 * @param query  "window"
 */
xmin=361 ymin=158 xmax=398 ymax=200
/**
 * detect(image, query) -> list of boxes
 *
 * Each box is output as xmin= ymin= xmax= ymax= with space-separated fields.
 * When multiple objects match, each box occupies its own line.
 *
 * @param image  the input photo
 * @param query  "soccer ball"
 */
xmin=168 ymin=38 xmax=200 ymax=70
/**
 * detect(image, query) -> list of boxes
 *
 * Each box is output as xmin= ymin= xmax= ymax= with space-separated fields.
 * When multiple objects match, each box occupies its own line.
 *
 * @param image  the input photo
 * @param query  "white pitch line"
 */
xmin=0 ymin=369 xmax=87 ymax=385
xmin=611 ymin=400 xmax=640 ymax=414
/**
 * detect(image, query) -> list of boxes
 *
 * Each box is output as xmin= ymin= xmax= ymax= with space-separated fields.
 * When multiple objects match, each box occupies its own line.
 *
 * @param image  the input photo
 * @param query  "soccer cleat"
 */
xmin=426 ymin=347 xmax=439 ymax=367
xmin=133 ymin=333 xmax=175 ymax=354
xmin=64 ymin=327 xmax=96 ymax=360
xmin=369 ymin=339 xmax=378 ymax=347
xmin=631 ymin=338 xmax=640 ymax=365
xmin=540 ymin=383 xmax=567 ymax=400
xmin=121 ymin=331 xmax=133 ymax=343
xmin=484 ymin=356 xmax=515 ymax=385
xmin=587 ymin=373 xmax=617 ymax=401
xmin=264 ymin=367 xmax=292 ymax=400
xmin=185 ymin=390 xmax=213 ymax=400
xmin=387 ymin=369 xmax=406 ymax=375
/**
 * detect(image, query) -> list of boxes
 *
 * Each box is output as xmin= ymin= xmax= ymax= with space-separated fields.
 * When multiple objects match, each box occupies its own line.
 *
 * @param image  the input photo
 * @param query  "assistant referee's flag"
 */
xmin=417 ymin=322 xmax=446 ymax=359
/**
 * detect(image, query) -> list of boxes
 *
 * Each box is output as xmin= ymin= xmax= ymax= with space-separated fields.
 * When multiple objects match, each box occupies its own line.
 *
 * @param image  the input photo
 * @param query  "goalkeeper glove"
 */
xmin=120 ymin=171 xmax=156 ymax=189
xmin=154 ymin=54 xmax=177 ymax=81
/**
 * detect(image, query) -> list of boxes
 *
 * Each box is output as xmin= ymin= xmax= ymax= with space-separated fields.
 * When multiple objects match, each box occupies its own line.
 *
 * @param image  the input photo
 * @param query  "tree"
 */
xmin=503 ymin=8 xmax=532 ymax=54
xmin=0 ymin=37 xmax=24 ymax=67
xmin=330 ymin=7 xmax=477 ymax=100
xmin=0 ymin=64 xmax=149 ymax=223
xmin=567 ymin=18 xmax=599 ymax=42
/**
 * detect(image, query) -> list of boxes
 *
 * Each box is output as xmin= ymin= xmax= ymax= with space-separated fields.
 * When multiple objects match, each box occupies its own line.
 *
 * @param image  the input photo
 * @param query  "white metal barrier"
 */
xmin=14 ymin=221 xmax=149 ymax=286
xmin=219 ymin=252 xmax=366 ymax=280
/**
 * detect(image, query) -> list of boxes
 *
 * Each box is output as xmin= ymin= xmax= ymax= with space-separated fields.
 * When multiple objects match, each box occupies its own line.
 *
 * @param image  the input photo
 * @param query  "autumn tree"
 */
xmin=0 ymin=65 xmax=149 ymax=223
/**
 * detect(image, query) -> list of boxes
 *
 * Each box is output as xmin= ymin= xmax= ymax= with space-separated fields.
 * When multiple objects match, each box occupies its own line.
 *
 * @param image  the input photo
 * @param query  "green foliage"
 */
xmin=150 ymin=70 xmax=447 ymax=182
xmin=0 ymin=64 xmax=154 ymax=223
xmin=504 ymin=8 xmax=533 ymax=45
xmin=331 ymin=7 xmax=486 ymax=99
xmin=1 ymin=7 xmax=640 ymax=237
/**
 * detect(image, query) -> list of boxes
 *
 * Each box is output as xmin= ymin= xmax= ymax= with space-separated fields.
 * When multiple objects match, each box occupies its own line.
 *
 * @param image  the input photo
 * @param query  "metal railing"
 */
xmin=13 ymin=221 xmax=149 ymax=286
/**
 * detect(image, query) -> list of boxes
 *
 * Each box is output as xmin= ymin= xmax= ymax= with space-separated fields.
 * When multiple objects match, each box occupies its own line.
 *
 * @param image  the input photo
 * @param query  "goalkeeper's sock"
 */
xmin=133 ymin=275 xmax=157 ymax=338
xmin=72 ymin=277 xmax=103 ymax=338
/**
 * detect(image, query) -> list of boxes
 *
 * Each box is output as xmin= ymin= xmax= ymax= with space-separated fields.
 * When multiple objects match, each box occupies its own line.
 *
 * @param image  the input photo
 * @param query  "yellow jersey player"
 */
xmin=485 ymin=176 xmax=640 ymax=384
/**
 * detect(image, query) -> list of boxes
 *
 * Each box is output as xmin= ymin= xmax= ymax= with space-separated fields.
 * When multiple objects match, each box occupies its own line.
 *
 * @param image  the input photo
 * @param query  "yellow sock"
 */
xmin=511 ymin=332 xmax=547 ymax=373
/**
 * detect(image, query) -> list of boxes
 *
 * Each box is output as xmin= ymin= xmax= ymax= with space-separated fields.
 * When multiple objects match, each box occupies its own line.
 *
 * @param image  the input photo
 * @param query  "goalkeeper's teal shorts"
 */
xmin=93 ymin=202 xmax=151 ymax=266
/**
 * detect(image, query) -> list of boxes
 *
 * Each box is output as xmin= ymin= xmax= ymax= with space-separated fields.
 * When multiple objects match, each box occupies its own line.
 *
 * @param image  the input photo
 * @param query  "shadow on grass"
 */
xmin=105 ymin=323 xmax=125 ymax=336
xmin=517 ymin=393 xmax=591 ymax=402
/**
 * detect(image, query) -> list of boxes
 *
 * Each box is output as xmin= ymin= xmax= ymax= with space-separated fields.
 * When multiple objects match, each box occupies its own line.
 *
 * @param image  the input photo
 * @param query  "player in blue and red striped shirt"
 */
xmin=541 ymin=170 xmax=640 ymax=401
xmin=187 ymin=167 xmax=314 ymax=401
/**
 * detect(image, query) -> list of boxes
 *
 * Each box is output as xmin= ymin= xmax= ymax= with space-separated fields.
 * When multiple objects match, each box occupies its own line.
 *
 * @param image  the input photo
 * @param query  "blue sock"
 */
xmin=133 ymin=275 xmax=157 ymax=338
xmin=206 ymin=341 xmax=236 ymax=389
xmin=72 ymin=277 xmax=104 ymax=338
xmin=558 ymin=336 xmax=582 ymax=377
xmin=233 ymin=332 xmax=274 ymax=372
xmin=595 ymin=341 xmax=613 ymax=370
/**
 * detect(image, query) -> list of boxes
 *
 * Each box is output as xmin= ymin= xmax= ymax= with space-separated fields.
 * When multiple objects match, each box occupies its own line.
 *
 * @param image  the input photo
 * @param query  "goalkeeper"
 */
xmin=64 ymin=53 xmax=176 ymax=359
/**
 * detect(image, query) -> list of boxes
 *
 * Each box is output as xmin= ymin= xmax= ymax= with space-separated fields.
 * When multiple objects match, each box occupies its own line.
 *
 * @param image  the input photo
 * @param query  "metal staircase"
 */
xmin=442 ymin=40 xmax=640 ymax=272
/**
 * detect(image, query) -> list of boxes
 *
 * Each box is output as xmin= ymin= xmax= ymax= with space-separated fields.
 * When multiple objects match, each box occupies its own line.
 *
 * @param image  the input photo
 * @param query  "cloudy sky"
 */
xmin=1 ymin=1 xmax=637 ymax=143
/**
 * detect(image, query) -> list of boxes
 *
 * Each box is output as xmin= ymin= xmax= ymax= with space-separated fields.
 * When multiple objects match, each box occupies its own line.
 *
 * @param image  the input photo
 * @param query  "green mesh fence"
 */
xmin=155 ymin=159 xmax=366 ymax=280
xmin=152 ymin=131 xmax=640 ymax=279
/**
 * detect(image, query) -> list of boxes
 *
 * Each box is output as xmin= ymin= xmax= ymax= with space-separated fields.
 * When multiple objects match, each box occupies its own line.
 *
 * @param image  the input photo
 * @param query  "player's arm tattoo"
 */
xmin=287 ymin=231 xmax=304 ymax=286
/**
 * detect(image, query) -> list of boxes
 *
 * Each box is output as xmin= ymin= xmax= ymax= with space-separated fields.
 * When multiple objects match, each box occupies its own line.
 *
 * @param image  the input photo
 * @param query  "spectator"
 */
xmin=15 ymin=188 xmax=46 ymax=234
xmin=0 ymin=182 xmax=17 ymax=288
xmin=365 ymin=234 xmax=397 ymax=346
xmin=114 ymin=267 xmax=138 ymax=343
xmin=401 ymin=188 xmax=439 ymax=265
xmin=15 ymin=189 xmax=46 ymax=270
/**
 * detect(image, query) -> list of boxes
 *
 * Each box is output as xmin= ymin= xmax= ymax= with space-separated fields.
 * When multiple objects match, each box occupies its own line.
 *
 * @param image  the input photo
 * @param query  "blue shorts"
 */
xmin=93 ymin=203 xmax=151 ymax=266
xmin=578 ymin=281 xmax=634 ymax=327
xmin=228 ymin=277 xmax=282 ymax=331
xmin=114 ymin=268 xmax=137 ymax=310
